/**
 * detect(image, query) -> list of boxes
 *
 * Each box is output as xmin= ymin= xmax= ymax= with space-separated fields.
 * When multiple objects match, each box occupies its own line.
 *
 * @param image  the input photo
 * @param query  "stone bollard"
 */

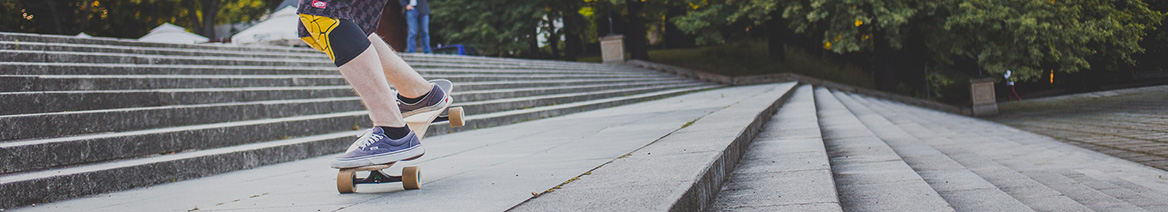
xmin=600 ymin=35 xmax=625 ymax=64
xmin=969 ymin=78 xmax=998 ymax=116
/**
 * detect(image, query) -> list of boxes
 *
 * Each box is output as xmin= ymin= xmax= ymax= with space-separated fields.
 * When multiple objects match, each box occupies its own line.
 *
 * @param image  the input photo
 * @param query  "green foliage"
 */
xmin=676 ymin=0 xmax=1164 ymax=82
xmin=217 ymin=0 xmax=275 ymax=25
xmin=431 ymin=0 xmax=552 ymax=56
xmin=1 ymin=0 xmax=280 ymax=38
xmin=925 ymin=71 xmax=955 ymax=99
xmin=782 ymin=0 xmax=927 ymax=53
xmin=670 ymin=0 xmax=781 ymax=45
xmin=931 ymin=0 xmax=1163 ymax=81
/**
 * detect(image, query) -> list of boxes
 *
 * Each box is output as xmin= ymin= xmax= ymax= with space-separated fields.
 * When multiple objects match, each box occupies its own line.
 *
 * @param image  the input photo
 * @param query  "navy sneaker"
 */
xmin=398 ymin=82 xmax=451 ymax=118
xmin=331 ymin=127 xmax=425 ymax=168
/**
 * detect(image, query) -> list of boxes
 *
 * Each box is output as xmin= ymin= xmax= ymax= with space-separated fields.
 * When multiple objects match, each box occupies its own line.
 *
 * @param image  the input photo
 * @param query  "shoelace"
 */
xmin=356 ymin=133 xmax=385 ymax=150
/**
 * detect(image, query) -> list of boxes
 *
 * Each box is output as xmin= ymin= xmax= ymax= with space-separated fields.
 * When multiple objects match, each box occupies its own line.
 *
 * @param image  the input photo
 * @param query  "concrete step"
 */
xmin=1 ymin=49 xmax=634 ymax=73
xmin=0 ymin=111 xmax=368 ymax=175
xmin=811 ymin=87 xmax=954 ymax=211
xmin=0 ymin=86 xmax=357 ymax=115
xmin=453 ymin=82 xmax=708 ymax=115
xmin=844 ymin=93 xmax=1092 ymax=211
xmin=0 ymin=84 xmax=719 ymax=209
xmin=0 ymin=97 xmax=365 ymax=141
xmin=0 ymin=62 xmax=339 ymax=75
xmin=430 ymin=84 xmax=722 ymax=138
xmin=417 ymin=78 xmax=672 ymax=91
xmin=3 ymin=81 xmax=703 ymax=141
xmin=829 ymin=90 xmax=1032 ymax=211
xmin=1 ymin=61 xmax=649 ymax=76
xmin=0 ymin=84 xmax=762 ymax=211
xmin=888 ymin=106 xmax=1149 ymax=211
xmin=1 ymin=41 xmax=625 ymax=71
xmin=511 ymin=82 xmax=797 ymax=212
xmin=0 ymin=32 xmax=637 ymax=71
xmin=0 ymin=130 xmax=355 ymax=209
xmin=855 ymin=95 xmax=1168 ymax=211
xmin=0 ymin=41 xmax=326 ymax=60
xmin=453 ymin=79 xmax=692 ymax=102
xmin=1 ymin=74 xmax=349 ymax=91
xmin=0 ymin=32 xmax=320 ymax=54
xmin=0 ymin=73 xmax=668 ymax=92
xmin=1 ymin=50 xmax=336 ymax=67
xmin=1 ymin=83 xmax=717 ymax=175
xmin=1063 ymin=171 xmax=1168 ymax=211
xmin=708 ymin=84 xmax=843 ymax=211
xmin=2 ymin=80 xmax=688 ymax=115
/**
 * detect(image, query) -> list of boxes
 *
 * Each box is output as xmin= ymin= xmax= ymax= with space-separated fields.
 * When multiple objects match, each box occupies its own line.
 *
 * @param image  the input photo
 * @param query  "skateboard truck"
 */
xmin=337 ymin=163 xmax=421 ymax=193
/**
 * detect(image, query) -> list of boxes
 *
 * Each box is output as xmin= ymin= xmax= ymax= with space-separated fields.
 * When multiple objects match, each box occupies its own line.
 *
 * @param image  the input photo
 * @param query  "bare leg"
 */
xmin=337 ymin=45 xmax=406 ymax=127
xmin=368 ymin=33 xmax=431 ymax=98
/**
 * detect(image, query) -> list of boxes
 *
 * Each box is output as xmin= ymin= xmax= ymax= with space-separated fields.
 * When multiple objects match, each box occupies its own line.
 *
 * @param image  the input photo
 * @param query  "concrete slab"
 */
xmin=705 ymin=85 xmax=840 ymax=211
xmin=510 ymin=82 xmax=797 ymax=212
xmin=7 ymin=83 xmax=785 ymax=212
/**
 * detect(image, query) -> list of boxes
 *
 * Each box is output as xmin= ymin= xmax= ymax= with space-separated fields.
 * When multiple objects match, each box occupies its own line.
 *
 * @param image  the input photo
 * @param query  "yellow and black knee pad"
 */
xmin=299 ymin=14 xmax=371 ymax=67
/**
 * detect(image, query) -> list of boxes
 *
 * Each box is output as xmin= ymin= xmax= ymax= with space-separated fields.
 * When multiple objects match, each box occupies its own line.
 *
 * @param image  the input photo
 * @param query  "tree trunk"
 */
xmin=625 ymin=0 xmax=649 ymax=60
xmin=528 ymin=26 xmax=539 ymax=58
xmin=549 ymin=20 xmax=560 ymax=59
xmin=765 ymin=11 xmax=787 ymax=61
xmin=375 ymin=2 xmax=407 ymax=52
xmin=44 ymin=0 xmax=63 ymax=34
xmin=563 ymin=7 xmax=582 ymax=61
xmin=78 ymin=0 xmax=93 ymax=34
xmin=183 ymin=0 xmax=202 ymax=35
xmin=663 ymin=5 xmax=694 ymax=48
xmin=874 ymin=33 xmax=897 ymax=91
xmin=201 ymin=0 xmax=219 ymax=39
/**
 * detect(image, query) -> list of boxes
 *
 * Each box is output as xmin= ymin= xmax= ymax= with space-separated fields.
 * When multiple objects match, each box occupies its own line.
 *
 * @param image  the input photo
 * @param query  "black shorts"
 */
xmin=296 ymin=0 xmax=388 ymax=37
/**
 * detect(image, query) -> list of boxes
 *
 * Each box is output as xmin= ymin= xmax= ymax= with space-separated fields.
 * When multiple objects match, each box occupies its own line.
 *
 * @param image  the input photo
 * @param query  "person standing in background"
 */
xmin=400 ymin=0 xmax=431 ymax=53
xmin=1005 ymin=70 xmax=1022 ymax=101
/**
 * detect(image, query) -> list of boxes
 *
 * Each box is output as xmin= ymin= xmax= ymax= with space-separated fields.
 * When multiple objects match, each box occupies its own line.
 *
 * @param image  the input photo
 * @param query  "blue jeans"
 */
xmin=405 ymin=10 xmax=431 ymax=53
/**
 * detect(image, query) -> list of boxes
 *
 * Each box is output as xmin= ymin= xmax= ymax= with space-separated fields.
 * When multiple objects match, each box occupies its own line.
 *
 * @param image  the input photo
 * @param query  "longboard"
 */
xmin=336 ymin=79 xmax=464 ymax=193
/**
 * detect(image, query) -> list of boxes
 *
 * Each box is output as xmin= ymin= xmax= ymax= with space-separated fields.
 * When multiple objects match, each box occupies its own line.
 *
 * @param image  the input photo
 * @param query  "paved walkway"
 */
xmin=990 ymin=85 xmax=1168 ymax=171
xmin=9 ymin=84 xmax=783 ymax=212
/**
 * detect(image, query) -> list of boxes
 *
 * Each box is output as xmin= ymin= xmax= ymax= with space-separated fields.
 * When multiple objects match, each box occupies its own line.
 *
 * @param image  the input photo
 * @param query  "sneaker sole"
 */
xmin=330 ymin=145 xmax=426 ymax=168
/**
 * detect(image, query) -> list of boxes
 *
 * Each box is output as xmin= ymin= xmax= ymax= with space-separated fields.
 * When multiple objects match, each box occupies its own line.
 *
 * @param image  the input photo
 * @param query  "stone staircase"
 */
xmin=519 ymin=84 xmax=1168 ymax=212
xmin=0 ymin=32 xmax=719 ymax=208
xmin=718 ymin=86 xmax=1168 ymax=211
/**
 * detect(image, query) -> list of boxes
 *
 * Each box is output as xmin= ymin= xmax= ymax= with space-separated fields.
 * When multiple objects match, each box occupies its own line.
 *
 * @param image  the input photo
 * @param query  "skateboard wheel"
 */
xmin=337 ymin=169 xmax=356 ymax=193
xmin=448 ymin=107 xmax=464 ymax=128
xmin=402 ymin=166 xmax=421 ymax=190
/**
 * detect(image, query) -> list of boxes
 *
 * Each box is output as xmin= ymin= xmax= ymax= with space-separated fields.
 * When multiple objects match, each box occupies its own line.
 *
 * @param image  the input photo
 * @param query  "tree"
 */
xmin=676 ymin=0 xmax=1163 ymax=90
xmin=431 ymin=0 xmax=550 ymax=57
xmin=1136 ymin=0 xmax=1168 ymax=72
xmin=1 ymin=0 xmax=282 ymax=39
xmin=927 ymin=0 xmax=1162 ymax=81
xmin=624 ymin=0 xmax=649 ymax=60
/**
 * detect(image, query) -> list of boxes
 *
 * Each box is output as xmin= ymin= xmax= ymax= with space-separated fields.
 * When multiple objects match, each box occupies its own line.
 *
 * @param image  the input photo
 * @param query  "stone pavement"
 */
xmin=10 ymin=82 xmax=1168 ymax=211
xmin=7 ymin=83 xmax=786 ymax=212
xmin=990 ymin=85 xmax=1168 ymax=171
xmin=0 ymin=32 xmax=717 ymax=209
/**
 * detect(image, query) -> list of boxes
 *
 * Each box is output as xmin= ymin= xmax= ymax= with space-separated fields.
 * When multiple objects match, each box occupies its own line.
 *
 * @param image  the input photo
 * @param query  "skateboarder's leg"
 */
xmin=337 ymin=46 xmax=406 ymax=128
xmin=300 ymin=15 xmax=425 ymax=168
xmin=369 ymin=33 xmax=451 ymax=117
xmin=368 ymin=33 xmax=431 ymax=99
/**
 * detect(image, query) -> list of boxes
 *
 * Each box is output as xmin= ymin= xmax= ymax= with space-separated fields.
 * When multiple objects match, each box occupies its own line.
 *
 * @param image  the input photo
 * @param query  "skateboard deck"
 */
xmin=336 ymin=79 xmax=464 ymax=193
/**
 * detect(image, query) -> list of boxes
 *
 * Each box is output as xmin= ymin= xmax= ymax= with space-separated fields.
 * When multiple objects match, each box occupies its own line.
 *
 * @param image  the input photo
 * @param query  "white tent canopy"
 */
xmin=232 ymin=6 xmax=301 ymax=46
xmin=138 ymin=23 xmax=209 ymax=44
